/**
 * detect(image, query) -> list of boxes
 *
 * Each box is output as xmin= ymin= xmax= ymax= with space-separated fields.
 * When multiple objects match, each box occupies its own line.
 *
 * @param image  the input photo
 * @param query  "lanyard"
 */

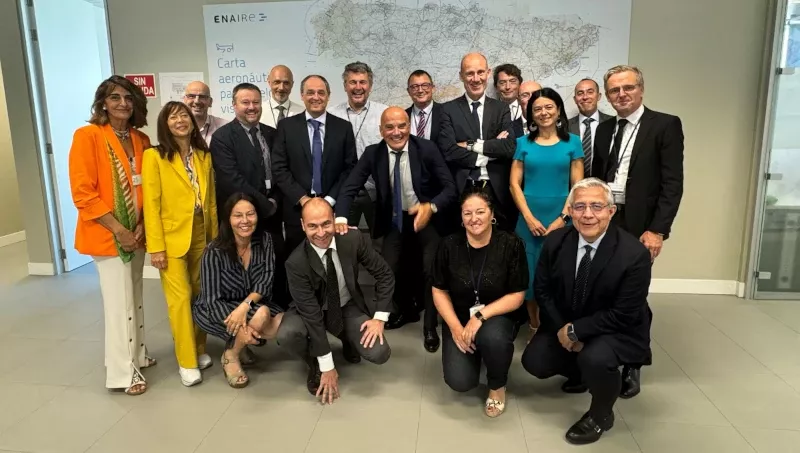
xmin=466 ymin=243 xmax=489 ymax=306
xmin=611 ymin=120 xmax=641 ymax=175
xmin=346 ymin=102 xmax=370 ymax=140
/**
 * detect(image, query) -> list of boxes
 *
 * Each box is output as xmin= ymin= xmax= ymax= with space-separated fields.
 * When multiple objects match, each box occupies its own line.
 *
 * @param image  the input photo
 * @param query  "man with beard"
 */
xmin=262 ymin=65 xmax=303 ymax=129
xmin=183 ymin=81 xmax=228 ymax=146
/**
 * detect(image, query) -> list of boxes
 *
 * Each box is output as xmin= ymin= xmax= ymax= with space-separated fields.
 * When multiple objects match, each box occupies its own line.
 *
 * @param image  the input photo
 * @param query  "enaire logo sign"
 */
xmin=213 ymin=13 xmax=267 ymax=24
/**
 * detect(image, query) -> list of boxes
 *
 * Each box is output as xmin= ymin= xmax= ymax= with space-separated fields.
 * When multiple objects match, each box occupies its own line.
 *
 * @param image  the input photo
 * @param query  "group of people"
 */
xmin=67 ymin=51 xmax=684 ymax=445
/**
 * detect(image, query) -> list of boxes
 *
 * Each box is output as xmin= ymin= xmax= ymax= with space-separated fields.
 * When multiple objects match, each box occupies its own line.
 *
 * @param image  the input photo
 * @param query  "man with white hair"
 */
xmin=183 ymin=81 xmax=228 ymax=146
xmin=521 ymin=178 xmax=653 ymax=445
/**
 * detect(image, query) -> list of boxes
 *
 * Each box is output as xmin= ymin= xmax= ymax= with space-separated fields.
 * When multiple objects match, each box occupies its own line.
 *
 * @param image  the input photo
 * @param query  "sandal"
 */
xmin=141 ymin=356 xmax=157 ymax=368
xmin=221 ymin=352 xmax=249 ymax=389
xmin=484 ymin=394 xmax=506 ymax=418
xmin=124 ymin=370 xmax=147 ymax=396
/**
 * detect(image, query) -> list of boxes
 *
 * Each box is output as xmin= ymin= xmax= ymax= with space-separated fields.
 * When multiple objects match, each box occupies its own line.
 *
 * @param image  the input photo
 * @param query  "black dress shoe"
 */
xmin=620 ymin=366 xmax=641 ymax=399
xmin=385 ymin=312 xmax=420 ymax=330
xmin=565 ymin=412 xmax=614 ymax=445
xmin=306 ymin=361 xmax=321 ymax=396
xmin=561 ymin=376 xmax=588 ymax=394
xmin=423 ymin=328 xmax=440 ymax=353
xmin=341 ymin=341 xmax=362 ymax=364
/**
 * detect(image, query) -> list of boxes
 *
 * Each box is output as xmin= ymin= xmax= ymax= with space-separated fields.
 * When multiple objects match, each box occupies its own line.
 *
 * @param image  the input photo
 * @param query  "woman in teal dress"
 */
xmin=510 ymin=87 xmax=584 ymax=333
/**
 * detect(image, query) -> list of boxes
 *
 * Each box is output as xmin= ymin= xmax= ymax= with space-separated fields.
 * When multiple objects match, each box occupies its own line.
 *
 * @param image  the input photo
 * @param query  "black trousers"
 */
xmin=522 ymin=332 xmax=621 ymax=419
xmin=347 ymin=189 xmax=376 ymax=232
xmin=381 ymin=212 xmax=439 ymax=330
xmin=442 ymin=315 xmax=517 ymax=391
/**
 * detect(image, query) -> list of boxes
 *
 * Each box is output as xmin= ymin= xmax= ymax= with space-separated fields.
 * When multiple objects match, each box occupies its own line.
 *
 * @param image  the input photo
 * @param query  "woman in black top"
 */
xmin=193 ymin=193 xmax=284 ymax=388
xmin=432 ymin=189 xmax=528 ymax=418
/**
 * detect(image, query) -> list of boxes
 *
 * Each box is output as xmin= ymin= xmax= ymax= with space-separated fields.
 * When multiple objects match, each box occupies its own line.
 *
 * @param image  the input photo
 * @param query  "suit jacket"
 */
xmin=141 ymin=147 xmax=218 ymax=258
xmin=405 ymin=102 xmax=443 ymax=143
xmin=591 ymin=107 xmax=684 ymax=239
xmin=209 ymin=120 xmax=277 ymax=221
xmin=535 ymin=225 xmax=652 ymax=365
xmin=271 ymin=112 xmax=358 ymax=226
xmin=285 ymin=230 xmax=395 ymax=358
xmin=568 ymin=111 xmax=613 ymax=136
xmin=437 ymin=95 xmax=516 ymax=207
xmin=335 ymin=135 xmax=457 ymax=238
xmin=510 ymin=117 xmax=526 ymax=138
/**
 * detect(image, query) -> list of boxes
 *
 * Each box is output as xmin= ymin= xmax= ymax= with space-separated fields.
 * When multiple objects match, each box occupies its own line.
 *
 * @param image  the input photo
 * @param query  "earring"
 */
xmin=461 ymin=222 xmax=464 ymax=227
xmin=556 ymin=119 xmax=563 ymax=128
xmin=103 ymin=106 xmax=107 ymax=111
xmin=491 ymin=218 xmax=497 ymax=225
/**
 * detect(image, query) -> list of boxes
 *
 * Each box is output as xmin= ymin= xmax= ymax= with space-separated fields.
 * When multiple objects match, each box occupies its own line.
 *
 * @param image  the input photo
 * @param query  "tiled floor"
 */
xmin=1 ymin=241 xmax=799 ymax=452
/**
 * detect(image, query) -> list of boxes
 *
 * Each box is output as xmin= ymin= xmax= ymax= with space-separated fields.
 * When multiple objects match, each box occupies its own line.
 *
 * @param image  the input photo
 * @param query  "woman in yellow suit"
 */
xmin=143 ymin=101 xmax=218 ymax=386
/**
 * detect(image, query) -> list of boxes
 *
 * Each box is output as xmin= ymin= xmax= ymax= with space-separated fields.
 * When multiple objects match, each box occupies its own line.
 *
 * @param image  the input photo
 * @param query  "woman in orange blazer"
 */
xmin=68 ymin=75 xmax=154 ymax=396
xmin=142 ymin=101 xmax=218 ymax=386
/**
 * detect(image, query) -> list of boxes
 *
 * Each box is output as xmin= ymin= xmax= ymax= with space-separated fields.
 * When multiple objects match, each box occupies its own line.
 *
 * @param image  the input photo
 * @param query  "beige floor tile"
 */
xmin=0 ymin=340 xmax=103 ymax=386
xmin=616 ymin=379 xmax=729 ymax=426
xmin=628 ymin=421 xmax=755 ymax=453
xmin=0 ymin=383 xmax=65 ymax=434
xmin=738 ymin=428 xmax=800 ymax=453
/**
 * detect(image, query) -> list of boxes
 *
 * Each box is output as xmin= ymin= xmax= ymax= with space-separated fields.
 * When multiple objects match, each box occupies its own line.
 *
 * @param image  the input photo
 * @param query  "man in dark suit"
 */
xmin=405 ymin=69 xmax=442 ymax=143
xmin=493 ymin=63 xmax=526 ymax=138
xmin=335 ymin=107 xmax=456 ymax=351
xmin=568 ymin=78 xmax=612 ymax=177
xmin=272 ymin=74 xmax=358 ymax=255
xmin=438 ymin=52 xmax=517 ymax=233
xmin=515 ymin=80 xmax=542 ymax=137
xmin=277 ymin=198 xmax=394 ymax=404
xmin=210 ymin=82 xmax=287 ymax=307
xmin=521 ymin=178 xmax=652 ymax=445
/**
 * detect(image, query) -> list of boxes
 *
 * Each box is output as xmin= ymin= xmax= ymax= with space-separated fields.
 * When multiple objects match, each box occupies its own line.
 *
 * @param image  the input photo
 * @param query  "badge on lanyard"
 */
xmin=467 ymin=244 xmax=489 ymax=317
xmin=132 ymin=174 xmax=142 ymax=186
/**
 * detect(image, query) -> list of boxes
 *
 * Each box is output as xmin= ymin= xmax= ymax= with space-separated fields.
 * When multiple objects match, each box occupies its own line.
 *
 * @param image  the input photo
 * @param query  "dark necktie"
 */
xmin=391 ymin=150 xmax=403 ymax=232
xmin=606 ymin=118 xmax=629 ymax=182
xmin=249 ymin=126 xmax=270 ymax=185
xmin=581 ymin=118 xmax=594 ymax=177
xmin=416 ymin=110 xmax=428 ymax=139
xmin=471 ymin=101 xmax=481 ymax=137
xmin=573 ymin=245 xmax=594 ymax=312
xmin=309 ymin=119 xmax=323 ymax=194
xmin=324 ymin=249 xmax=344 ymax=336
xmin=276 ymin=105 xmax=286 ymax=123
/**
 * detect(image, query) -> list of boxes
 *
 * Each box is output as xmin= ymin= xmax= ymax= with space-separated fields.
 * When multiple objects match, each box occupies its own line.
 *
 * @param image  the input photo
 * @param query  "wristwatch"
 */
xmin=560 ymin=213 xmax=571 ymax=224
xmin=566 ymin=324 xmax=578 ymax=342
xmin=474 ymin=311 xmax=486 ymax=323
xmin=467 ymin=140 xmax=476 ymax=152
xmin=245 ymin=299 xmax=257 ymax=310
xmin=430 ymin=203 xmax=438 ymax=214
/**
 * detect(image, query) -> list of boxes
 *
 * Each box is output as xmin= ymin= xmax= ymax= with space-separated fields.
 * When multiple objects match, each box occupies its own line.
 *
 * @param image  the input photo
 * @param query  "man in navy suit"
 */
xmin=405 ymin=69 xmax=443 ymax=143
xmin=335 ymin=107 xmax=456 ymax=352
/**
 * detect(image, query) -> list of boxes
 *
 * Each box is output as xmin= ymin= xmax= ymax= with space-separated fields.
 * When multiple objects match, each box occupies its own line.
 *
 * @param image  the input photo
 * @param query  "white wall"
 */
xmin=0 ymin=60 xmax=24 ymax=241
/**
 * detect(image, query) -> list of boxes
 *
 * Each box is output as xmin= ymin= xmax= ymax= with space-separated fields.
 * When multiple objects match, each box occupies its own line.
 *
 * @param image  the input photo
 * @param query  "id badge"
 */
xmin=612 ymin=191 xmax=624 ymax=204
xmin=132 ymin=174 xmax=142 ymax=186
xmin=469 ymin=304 xmax=486 ymax=318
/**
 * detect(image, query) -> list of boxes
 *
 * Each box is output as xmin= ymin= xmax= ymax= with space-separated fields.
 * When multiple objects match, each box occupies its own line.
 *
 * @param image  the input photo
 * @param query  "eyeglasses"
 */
xmin=407 ymin=83 xmax=433 ymax=92
xmin=607 ymin=84 xmax=639 ymax=96
xmin=571 ymin=202 xmax=609 ymax=213
xmin=184 ymin=94 xmax=211 ymax=101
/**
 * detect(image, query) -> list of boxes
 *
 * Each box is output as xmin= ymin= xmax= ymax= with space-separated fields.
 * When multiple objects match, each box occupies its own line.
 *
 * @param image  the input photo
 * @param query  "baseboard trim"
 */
xmin=28 ymin=262 xmax=55 ymax=276
xmin=650 ymin=279 xmax=743 ymax=296
xmin=143 ymin=265 xmax=159 ymax=279
xmin=0 ymin=231 xmax=25 ymax=248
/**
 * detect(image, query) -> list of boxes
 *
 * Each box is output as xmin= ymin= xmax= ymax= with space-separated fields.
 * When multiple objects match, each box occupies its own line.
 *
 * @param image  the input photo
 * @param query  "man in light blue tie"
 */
xmin=272 ymin=75 xmax=358 ymax=254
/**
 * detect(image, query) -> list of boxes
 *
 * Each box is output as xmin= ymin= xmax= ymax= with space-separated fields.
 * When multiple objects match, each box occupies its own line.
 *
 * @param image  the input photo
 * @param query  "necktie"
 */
xmin=391 ymin=151 xmax=403 ymax=232
xmin=573 ymin=245 xmax=594 ymax=312
xmin=606 ymin=118 xmax=629 ymax=182
xmin=416 ymin=110 xmax=428 ymax=139
xmin=276 ymin=105 xmax=286 ymax=123
xmin=309 ymin=119 xmax=323 ymax=194
xmin=581 ymin=118 xmax=594 ymax=177
xmin=471 ymin=101 xmax=481 ymax=137
xmin=324 ymin=249 xmax=344 ymax=336
xmin=249 ymin=126 xmax=270 ymax=186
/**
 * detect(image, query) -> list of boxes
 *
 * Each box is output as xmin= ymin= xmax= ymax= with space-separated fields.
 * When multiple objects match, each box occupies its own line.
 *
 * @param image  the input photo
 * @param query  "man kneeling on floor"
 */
xmin=277 ymin=198 xmax=394 ymax=404
xmin=521 ymin=178 xmax=653 ymax=445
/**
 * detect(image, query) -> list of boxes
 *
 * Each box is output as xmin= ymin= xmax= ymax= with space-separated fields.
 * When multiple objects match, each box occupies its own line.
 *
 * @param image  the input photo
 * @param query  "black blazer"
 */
xmin=209 ymin=120 xmax=277 ymax=221
xmin=591 ymin=107 xmax=684 ymax=239
xmin=568 ymin=111 xmax=613 ymax=136
xmin=510 ymin=117 xmax=526 ymax=138
xmin=405 ymin=102 xmax=443 ymax=143
xmin=535 ymin=225 xmax=652 ymax=365
xmin=271 ymin=112 xmax=358 ymax=226
xmin=285 ymin=230 xmax=395 ymax=358
xmin=437 ymin=95 xmax=516 ymax=207
xmin=335 ymin=135 xmax=457 ymax=238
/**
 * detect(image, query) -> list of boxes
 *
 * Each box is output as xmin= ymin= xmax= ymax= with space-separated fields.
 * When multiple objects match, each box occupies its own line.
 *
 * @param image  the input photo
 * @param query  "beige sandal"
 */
xmin=484 ymin=396 xmax=506 ymax=418
xmin=141 ymin=356 xmax=157 ymax=368
xmin=221 ymin=353 xmax=249 ymax=389
xmin=124 ymin=370 xmax=147 ymax=396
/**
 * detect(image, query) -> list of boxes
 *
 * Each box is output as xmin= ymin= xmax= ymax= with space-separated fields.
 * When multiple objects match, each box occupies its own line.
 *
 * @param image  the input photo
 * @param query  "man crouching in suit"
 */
xmin=521 ymin=178 xmax=652 ymax=445
xmin=276 ymin=198 xmax=394 ymax=404
xmin=335 ymin=107 xmax=456 ymax=353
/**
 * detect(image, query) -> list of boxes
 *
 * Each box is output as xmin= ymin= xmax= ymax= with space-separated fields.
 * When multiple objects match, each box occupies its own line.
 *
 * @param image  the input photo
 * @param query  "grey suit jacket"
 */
xmin=285 ymin=229 xmax=395 ymax=357
xmin=568 ymin=111 xmax=613 ymax=136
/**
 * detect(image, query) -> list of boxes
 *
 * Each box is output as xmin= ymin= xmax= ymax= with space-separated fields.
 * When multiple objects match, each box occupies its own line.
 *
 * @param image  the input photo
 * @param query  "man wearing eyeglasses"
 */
xmin=568 ymin=78 xmax=612 ymax=177
xmin=405 ymin=70 xmax=442 ymax=143
xmin=183 ymin=81 xmax=229 ymax=146
xmin=517 ymin=80 xmax=542 ymax=134
xmin=591 ymin=64 xmax=684 ymax=401
xmin=493 ymin=64 xmax=525 ymax=138
xmin=521 ymin=178 xmax=652 ymax=445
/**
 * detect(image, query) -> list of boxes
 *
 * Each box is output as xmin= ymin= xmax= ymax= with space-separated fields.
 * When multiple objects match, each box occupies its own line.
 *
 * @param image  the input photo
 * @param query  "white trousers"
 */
xmin=93 ymin=250 xmax=147 ymax=389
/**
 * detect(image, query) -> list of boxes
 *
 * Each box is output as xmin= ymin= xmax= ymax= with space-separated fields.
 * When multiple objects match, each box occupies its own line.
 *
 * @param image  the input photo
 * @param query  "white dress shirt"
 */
xmin=263 ymin=96 xmax=303 ymax=129
xmin=330 ymin=100 xmax=388 ymax=195
xmin=508 ymin=99 xmax=522 ymax=121
xmin=463 ymin=93 xmax=492 ymax=181
xmin=576 ymin=230 xmax=607 ymax=275
xmin=578 ymin=110 xmax=602 ymax=148
xmin=410 ymin=102 xmax=433 ymax=140
xmin=304 ymin=111 xmax=336 ymax=207
xmin=608 ymin=104 xmax=645 ymax=205
xmin=309 ymin=237 xmax=390 ymax=371
xmin=388 ymin=142 xmax=420 ymax=210
xmin=198 ymin=114 xmax=228 ymax=147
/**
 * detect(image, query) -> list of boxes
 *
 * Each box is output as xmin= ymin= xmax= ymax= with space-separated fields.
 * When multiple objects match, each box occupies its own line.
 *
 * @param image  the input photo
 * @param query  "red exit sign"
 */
xmin=124 ymin=73 xmax=156 ymax=98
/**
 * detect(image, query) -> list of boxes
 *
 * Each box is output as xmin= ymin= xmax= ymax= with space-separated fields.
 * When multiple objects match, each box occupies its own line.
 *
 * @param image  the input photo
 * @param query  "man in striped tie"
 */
xmin=567 ymin=79 xmax=612 ymax=178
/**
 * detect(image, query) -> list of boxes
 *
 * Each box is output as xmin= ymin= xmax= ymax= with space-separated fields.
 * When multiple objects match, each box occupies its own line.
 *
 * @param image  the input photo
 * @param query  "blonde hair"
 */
xmin=603 ymin=65 xmax=644 ymax=92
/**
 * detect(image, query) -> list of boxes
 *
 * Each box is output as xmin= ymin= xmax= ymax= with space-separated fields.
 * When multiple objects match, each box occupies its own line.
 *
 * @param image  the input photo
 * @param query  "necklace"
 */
xmin=112 ymin=127 xmax=130 ymax=142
